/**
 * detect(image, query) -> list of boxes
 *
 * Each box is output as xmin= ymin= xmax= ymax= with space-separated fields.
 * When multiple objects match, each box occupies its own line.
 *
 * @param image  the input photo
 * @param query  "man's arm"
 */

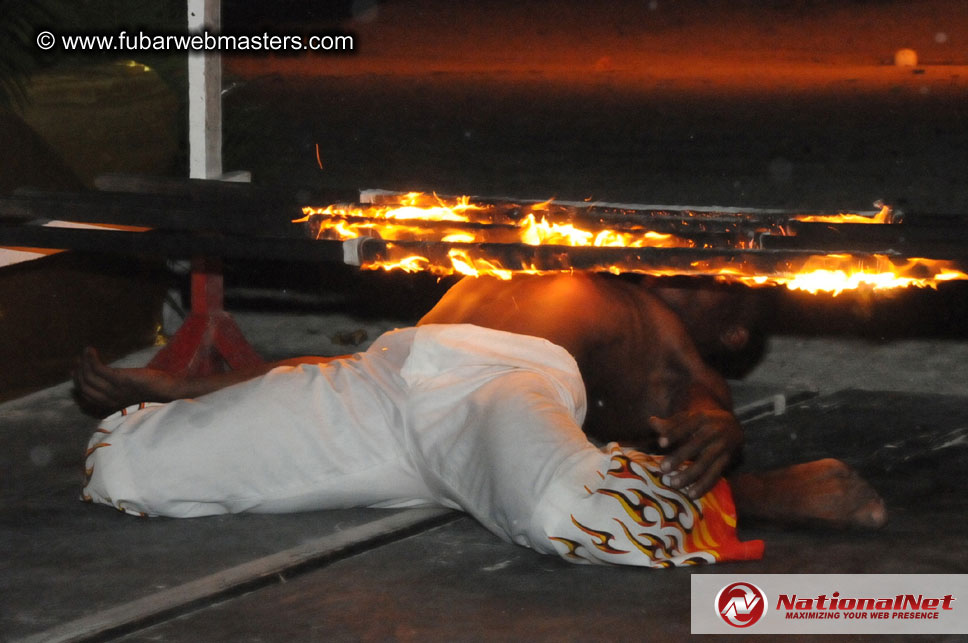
xmin=633 ymin=302 xmax=744 ymax=500
xmin=73 ymin=347 xmax=343 ymax=412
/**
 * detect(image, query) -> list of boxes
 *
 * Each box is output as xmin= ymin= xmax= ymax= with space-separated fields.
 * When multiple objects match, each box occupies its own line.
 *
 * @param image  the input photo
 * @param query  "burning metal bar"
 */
xmin=347 ymin=237 xmax=966 ymax=294
xmin=2 ymin=183 xmax=963 ymax=296
xmin=763 ymin=221 xmax=968 ymax=260
xmin=299 ymin=193 xmax=904 ymax=251
xmin=305 ymin=192 xmax=968 ymax=294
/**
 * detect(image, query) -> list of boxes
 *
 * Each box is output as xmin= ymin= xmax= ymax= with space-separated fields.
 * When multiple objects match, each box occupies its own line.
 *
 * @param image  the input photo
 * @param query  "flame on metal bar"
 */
xmin=297 ymin=193 xmax=967 ymax=294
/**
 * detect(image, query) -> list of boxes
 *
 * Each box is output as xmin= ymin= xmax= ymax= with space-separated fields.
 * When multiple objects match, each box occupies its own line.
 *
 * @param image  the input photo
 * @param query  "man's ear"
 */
xmin=720 ymin=325 xmax=750 ymax=352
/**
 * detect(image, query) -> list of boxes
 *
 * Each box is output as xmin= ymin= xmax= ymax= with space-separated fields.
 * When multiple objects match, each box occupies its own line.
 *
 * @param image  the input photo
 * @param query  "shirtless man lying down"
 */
xmin=419 ymin=273 xmax=886 ymax=528
xmin=74 ymin=274 xmax=884 ymax=568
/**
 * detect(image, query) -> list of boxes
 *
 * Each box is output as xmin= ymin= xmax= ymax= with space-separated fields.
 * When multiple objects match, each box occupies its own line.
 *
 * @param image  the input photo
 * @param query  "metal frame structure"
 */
xmin=149 ymin=0 xmax=259 ymax=375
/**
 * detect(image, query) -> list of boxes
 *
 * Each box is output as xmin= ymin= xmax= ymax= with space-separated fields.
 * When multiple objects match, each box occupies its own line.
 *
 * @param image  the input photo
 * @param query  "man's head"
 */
xmin=652 ymin=280 xmax=771 ymax=375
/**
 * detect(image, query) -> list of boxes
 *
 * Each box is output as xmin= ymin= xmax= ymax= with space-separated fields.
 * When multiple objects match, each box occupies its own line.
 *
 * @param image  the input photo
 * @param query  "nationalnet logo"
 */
xmin=716 ymin=582 xmax=768 ymax=627
xmin=776 ymin=591 xmax=955 ymax=621
xmin=692 ymin=575 xmax=968 ymax=634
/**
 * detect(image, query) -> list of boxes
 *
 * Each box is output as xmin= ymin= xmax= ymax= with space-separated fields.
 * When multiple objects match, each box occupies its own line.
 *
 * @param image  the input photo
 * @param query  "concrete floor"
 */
xmin=4 ymin=0 xmax=968 ymax=640
xmin=4 ymin=309 xmax=968 ymax=641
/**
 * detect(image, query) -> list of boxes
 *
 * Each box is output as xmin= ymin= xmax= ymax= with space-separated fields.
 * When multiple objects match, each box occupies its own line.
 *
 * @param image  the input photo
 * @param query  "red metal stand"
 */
xmin=148 ymin=257 xmax=263 ymax=376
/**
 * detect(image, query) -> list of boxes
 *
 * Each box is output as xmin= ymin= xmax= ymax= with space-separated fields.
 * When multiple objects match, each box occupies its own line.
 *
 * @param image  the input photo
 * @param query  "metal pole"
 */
xmin=149 ymin=0 xmax=261 ymax=375
xmin=187 ymin=0 xmax=221 ymax=180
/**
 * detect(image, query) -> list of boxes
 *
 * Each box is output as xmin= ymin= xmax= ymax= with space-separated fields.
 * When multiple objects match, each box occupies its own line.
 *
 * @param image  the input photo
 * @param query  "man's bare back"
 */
xmin=419 ymin=273 xmax=886 ymax=529
xmin=421 ymin=273 xmax=733 ymax=441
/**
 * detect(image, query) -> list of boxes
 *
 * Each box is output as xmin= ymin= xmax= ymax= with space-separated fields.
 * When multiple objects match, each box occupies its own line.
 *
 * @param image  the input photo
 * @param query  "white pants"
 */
xmin=84 ymin=325 xmax=762 ymax=566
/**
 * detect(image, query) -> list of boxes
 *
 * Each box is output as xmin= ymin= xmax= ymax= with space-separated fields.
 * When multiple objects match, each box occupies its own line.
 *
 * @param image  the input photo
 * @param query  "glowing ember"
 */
xmin=448 ymin=249 xmax=514 ymax=280
xmin=731 ymin=255 xmax=968 ymax=296
xmin=371 ymin=254 xmax=430 ymax=274
xmin=793 ymin=203 xmax=894 ymax=224
xmin=298 ymin=193 xmax=967 ymax=293
xmin=296 ymin=192 xmax=478 ymax=225
xmin=516 ymin=214 xmax=685 ymax=248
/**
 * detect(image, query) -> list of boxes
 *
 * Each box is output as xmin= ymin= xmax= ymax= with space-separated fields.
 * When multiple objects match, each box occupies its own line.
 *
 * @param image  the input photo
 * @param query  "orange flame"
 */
xmin=720 ymin=255 xmax=968 ymax=295
xmin=794 ymin=203 xmax=894 ymax=224
xmin=299 ymin=193 xmax=692 ymax=249
xmin=361 ymin=243 xmax=968 ymax=292
xmin=298 ymin=194 xmax=967 ymax=293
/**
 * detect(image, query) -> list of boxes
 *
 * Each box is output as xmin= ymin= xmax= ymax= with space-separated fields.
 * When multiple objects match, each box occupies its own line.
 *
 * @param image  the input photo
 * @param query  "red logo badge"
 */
xmin=716 ymin=582 xmax=768 ymax=628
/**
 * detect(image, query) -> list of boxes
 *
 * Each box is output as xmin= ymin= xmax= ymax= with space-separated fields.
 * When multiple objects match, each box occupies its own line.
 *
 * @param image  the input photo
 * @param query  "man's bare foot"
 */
xmin=729 ymin=459 xmax=887 ymax=529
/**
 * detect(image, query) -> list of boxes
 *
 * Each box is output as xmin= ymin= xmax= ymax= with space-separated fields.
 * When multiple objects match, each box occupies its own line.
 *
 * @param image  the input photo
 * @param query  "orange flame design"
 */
xmin=84 ymin=442 xmax=112 ymax=458
xmin=546 ymin=446 xmax=763 ymax=567
xmin=547 ymin=536 xmax=586 ymax=562
xmin=571 ymin=517 xmax=628 ymax=555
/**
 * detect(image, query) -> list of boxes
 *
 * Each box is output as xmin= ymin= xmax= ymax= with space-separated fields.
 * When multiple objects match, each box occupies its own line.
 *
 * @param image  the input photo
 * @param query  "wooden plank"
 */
xmin=734 ymin=390 xmax=818 ymax=423
xmin=360 ymin=189 xmax=886 ymax=219
xmin=16 ymin=186 xmax=296 ymax=211
xmin=355 ymin=238 xmax=896 ymax=276
xmin=94 ymin=174 xmax=358 ymax=205
xmin=790 ymin=220 xmax=968 ymax=243
xmin=20 ymin=507 xmax=458 ymax=643
xmin=0 ymin=225 xmax=345 ymax=263
xmin=305 ymin=212 xmax=748 ymax=246
xmin=0 ymin=193 xmax=304 ymax=236
xmin=4 ymin=211 xmax=965 ymax=272
xmin=762 ymin=223 xmax=968 ymax=260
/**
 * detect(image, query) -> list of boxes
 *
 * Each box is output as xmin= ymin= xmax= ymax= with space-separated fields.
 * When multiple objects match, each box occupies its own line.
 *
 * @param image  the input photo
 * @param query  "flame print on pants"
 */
xmin=547 ymin=444 xmax=764 ymax=567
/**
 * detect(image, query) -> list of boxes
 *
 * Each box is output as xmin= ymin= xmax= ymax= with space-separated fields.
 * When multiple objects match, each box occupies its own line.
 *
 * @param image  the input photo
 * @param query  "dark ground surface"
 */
xmin=95 ymin=391 xmax=968 ymax=642
xmin=0 ymin=344 xmax=784 ymax=640
xmin=4 ymin=0 xmax=968 ymax=640
xmin=126 ymin=515 xmax=966 ymax=643
xmin=4 ymin=369 xmax=967 ymax=640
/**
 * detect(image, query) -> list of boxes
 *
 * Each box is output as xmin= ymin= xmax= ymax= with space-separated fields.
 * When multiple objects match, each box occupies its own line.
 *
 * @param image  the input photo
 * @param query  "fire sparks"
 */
xmin=298 ymin=193 xmax=968 ymax=294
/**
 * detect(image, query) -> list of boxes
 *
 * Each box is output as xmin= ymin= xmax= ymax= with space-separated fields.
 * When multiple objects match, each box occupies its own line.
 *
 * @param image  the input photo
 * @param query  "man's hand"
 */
xmin=648 ymin=409 xmax=743 ymax=499
xmin=73 ymin=347 xmax=179 ymax=413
